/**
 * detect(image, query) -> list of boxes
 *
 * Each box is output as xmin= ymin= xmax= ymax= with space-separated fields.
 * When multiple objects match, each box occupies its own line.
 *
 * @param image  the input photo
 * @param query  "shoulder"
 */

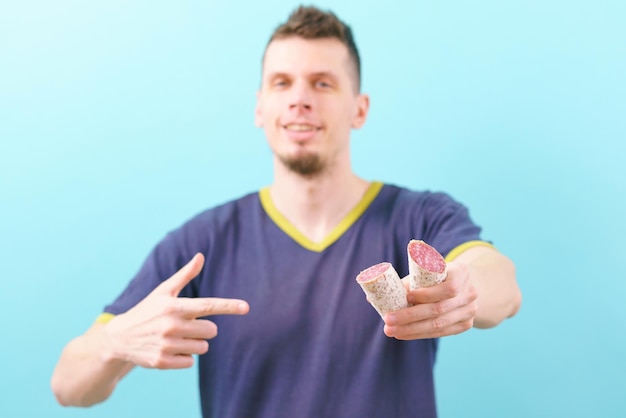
xmin=162 ymin=190 xmax=260 ymax=248
xmin=182 ymin=190 xmax=259 ymax=227
xmin=377 ymin=183 xmax=463 ymax=212
xmin=377 ymin=183 xmax=484 ymax=256
xmin=375 ymin=182 xmax=476 ymax=234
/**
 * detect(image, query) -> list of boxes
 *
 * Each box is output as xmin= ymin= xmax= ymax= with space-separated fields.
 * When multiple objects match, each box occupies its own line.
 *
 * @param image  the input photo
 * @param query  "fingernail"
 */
xmin=386 ymin=314 xmax=397 ymax=324
xmin=238 ymin=302 xmax=248 ymax=313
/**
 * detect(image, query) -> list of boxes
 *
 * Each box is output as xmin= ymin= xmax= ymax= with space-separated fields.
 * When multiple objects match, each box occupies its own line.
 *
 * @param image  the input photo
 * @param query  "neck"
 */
xmin=269 ymin=157 xmax=369 ymax=243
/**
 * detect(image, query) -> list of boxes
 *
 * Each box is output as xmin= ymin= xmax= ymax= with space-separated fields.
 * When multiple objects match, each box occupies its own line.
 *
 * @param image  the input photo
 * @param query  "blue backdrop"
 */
xmin=1 ymin=1 xmax=624 ymax=417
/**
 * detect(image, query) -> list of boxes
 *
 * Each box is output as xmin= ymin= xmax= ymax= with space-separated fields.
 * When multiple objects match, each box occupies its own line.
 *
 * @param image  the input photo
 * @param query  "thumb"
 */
xmin=155 ymin=253 xmax=205 ymax=297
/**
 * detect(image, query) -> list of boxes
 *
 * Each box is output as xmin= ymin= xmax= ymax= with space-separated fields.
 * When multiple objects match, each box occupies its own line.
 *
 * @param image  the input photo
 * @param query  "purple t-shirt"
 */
xmin=104 ymin=182 xmax=487 ymax=418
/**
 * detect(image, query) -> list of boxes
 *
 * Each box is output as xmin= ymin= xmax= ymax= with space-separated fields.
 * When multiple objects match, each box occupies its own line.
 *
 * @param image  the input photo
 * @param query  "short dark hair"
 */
xmin=265 ymin=5 xmax=362 ymax=91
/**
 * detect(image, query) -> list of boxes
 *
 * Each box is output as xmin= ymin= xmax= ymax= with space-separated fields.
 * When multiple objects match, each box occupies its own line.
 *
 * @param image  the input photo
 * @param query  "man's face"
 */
xmin=255 ymin=37 xmax=369 ymax=177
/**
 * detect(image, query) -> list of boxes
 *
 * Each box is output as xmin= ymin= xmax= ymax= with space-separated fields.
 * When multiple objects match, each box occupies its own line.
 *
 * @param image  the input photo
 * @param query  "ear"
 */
xmin=351 ymin=93 xmax=370 ymax=129
xmin=254 ymin=90 xmax=263 ymax=128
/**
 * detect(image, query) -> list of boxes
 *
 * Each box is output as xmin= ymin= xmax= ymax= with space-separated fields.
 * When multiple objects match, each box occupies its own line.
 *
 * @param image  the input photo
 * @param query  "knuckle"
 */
xmin=203 ymin=299 xmax=216 ymax=313
xmin=455 ymin=320 xmax=473 ymax=335
xmin=432 ymin=301 xmax=446 ymax=316
xmin=457 ymin=320 xmax=473 ymax=334
xmin=154 ymin=358 xmax=170 ymax=370
xmin=432 ymin=316 xmax=448 ymax=330
xmin=148 ymin=354 xmax=167 ymax=369
xmin=162 ymin=302 xmax=179 ymax=315
xmin=161 ymin=318 xmax=178 ymax=336
xmin=159 ymin=338 xmax=175 ymax=353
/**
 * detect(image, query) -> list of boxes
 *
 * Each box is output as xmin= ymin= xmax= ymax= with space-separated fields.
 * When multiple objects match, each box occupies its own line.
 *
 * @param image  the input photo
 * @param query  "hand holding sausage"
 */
xmin=383 ymin=262 xmax=478 ymax=339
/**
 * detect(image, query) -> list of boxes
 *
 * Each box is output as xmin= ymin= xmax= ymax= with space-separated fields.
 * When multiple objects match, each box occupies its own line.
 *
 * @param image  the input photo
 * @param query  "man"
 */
xmin=51 ymin=6 xmax=521 ymax=417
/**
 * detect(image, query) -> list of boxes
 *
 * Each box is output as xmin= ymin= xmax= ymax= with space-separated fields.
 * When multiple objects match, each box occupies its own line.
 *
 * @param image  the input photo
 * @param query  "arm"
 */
xmin=383 ymin=246 xmax=521 ymax=339
xmin=51 ymin=323 xmax=135 ymax=406
xmin=51 ymin=254 xmax=250 ymax=407
xmin=453 ymin=245 xmax=520 ymax=328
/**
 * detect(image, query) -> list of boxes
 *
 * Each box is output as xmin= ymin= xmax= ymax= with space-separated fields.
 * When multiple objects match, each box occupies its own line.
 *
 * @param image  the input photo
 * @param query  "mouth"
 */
xmin=282 ymin=123 xmax=322 ymax=132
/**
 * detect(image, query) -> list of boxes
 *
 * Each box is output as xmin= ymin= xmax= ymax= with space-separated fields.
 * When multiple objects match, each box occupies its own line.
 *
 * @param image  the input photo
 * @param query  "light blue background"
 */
xmin=1 ymin=1 xmax=624 ymax=417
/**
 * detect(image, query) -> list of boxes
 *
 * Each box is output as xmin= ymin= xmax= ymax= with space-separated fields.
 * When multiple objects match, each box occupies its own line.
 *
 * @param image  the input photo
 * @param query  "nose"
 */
xmin=288 ymin=80 xmax=312 ymax=112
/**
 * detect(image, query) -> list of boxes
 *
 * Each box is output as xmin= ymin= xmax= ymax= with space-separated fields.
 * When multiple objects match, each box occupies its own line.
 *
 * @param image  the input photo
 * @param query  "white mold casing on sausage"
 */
xmin=356 ymin=262 xmax=408 ymax=318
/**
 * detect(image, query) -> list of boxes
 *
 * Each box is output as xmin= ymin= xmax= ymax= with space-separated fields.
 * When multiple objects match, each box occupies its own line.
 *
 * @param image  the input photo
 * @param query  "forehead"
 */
xmin=262 ymin=37 xmax=352 ymax=79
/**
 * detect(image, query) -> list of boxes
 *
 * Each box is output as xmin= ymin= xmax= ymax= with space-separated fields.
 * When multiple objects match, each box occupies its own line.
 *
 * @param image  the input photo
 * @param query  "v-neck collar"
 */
xmin=259 ymin=181 xmax=383 ymax=252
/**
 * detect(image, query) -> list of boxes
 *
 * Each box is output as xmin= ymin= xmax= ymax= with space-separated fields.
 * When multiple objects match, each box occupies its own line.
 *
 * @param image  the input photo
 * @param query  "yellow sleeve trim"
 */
xmin=95 ymin=312 xmax=115 ymax=324
xmin=259 ymin=181 xmax=384 ymax=253
xmin=445 ymin=240 xmax=494 ymax=262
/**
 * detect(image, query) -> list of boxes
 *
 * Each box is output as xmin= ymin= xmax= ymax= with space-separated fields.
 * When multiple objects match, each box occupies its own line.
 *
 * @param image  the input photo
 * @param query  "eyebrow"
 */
xmin=265 ymin=71 xmax=340 ymax=82
xmin=309 ymin=71 xmax=339 ymax=81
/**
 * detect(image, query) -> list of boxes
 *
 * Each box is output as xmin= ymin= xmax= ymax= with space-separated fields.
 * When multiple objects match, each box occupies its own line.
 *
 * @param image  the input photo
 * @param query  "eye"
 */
xmin=315 ymin=80 xmax=332 ymax=89
xmin=272 ymin=78 xmax=289 ymax=88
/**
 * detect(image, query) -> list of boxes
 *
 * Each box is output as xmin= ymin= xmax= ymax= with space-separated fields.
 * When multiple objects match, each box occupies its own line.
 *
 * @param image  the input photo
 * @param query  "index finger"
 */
xmin=176 ymin=297 xmax=250 ymax=319
xmin=407 ymin=275 xmax=460 ymax=305
xmin=408 ymin=262 xmax=469 ymax=303
xmin=155 ymin=253 xmax=205 ymax=297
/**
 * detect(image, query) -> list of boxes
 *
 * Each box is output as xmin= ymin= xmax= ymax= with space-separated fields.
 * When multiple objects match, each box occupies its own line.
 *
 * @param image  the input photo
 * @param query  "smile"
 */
xmin=283 ymin=123 xmax=321 ymax=132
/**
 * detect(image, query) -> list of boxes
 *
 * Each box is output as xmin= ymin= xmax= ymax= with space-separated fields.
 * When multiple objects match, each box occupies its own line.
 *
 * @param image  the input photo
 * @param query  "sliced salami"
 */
xmin=356 ymin=262 xmax=408 ymax=317
xmin=407 ymin=239 xmax=447 ymax=290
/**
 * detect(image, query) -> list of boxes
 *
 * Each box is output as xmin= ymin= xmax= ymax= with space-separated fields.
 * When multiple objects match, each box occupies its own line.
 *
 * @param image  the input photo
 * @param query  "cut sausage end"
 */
xmin=407 ymin=240 xmax=447 ymax=290
xmin=356 ymin=262 xmax=392 ymax=283
xmin=407 ymin=240 xmax=445 ymax=273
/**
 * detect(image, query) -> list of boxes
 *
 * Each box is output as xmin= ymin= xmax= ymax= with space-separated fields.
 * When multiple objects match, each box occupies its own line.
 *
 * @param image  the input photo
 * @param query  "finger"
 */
xmin=175 ymin=319 xmax=219 ymax=340
xmin=176 ymin=297 xmax=250 ymax=319
xmin=387 ymin=320 xmax=474 ymax=340
xmin=407 ymin=268 xmax=466 ymax=304
xmin=385 ymin=303 xmax=476 ymax=340
xmin=384 ymin=296 xmax=464 ymax=326
xmin=151 ymin=354 xmax=195 ymax=370
xmin=163 ymin=338 xmax=210 ymax=356
xmin=408 ymin=263 xmax=471 ymax=304
xmin=156 ymin=253 xmax=205 ymax=297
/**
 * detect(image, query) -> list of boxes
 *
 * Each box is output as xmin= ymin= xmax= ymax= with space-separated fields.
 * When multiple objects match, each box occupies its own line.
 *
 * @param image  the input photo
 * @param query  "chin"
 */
xmin=278 ymin=153 xmax=326 ymax=176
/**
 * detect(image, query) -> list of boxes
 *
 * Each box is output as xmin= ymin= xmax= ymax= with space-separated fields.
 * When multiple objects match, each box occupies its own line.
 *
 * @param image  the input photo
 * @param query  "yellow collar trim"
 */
xmin=259 ymin=181 xmax=384 ymax=253
xmin=444 ymin=240 xmax=495 ymax=262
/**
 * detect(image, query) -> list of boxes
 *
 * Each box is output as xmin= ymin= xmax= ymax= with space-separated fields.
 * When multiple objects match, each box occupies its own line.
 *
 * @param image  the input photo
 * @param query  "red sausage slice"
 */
xmin=407 ymin=240 xmax=447 ymax=290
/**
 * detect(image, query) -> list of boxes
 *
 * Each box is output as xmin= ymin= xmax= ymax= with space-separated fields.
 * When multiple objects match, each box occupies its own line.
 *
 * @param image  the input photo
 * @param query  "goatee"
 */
xmin=279 ymin=153 xmax=325 ymax=177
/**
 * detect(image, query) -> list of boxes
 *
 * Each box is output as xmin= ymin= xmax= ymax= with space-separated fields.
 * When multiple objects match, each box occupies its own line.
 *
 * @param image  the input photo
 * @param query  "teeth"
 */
xmin=285 ymin=124 xmax=316 ymax=132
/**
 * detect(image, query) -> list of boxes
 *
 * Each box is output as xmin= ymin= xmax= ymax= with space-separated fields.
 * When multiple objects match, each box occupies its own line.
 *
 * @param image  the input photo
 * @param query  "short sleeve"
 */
xmin=420 ymin=192 xmax=491 ymax=260
xmin=102 ymin=226 xmax=203 ymax=316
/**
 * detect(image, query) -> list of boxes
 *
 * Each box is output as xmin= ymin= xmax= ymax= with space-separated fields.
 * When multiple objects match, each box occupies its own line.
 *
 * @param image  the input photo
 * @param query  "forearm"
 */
xmin=51 ymin=324 xmax=134 ymax=407
xmin=455 ymin=247 xmax=522 ymax=328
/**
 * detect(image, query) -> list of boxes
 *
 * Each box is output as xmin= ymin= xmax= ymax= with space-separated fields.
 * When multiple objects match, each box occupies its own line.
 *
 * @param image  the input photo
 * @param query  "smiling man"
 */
xmin=51 ymin=6 xmax=521 ymax=418
xmin=258 ymin=35 xmax=368 ymax=180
